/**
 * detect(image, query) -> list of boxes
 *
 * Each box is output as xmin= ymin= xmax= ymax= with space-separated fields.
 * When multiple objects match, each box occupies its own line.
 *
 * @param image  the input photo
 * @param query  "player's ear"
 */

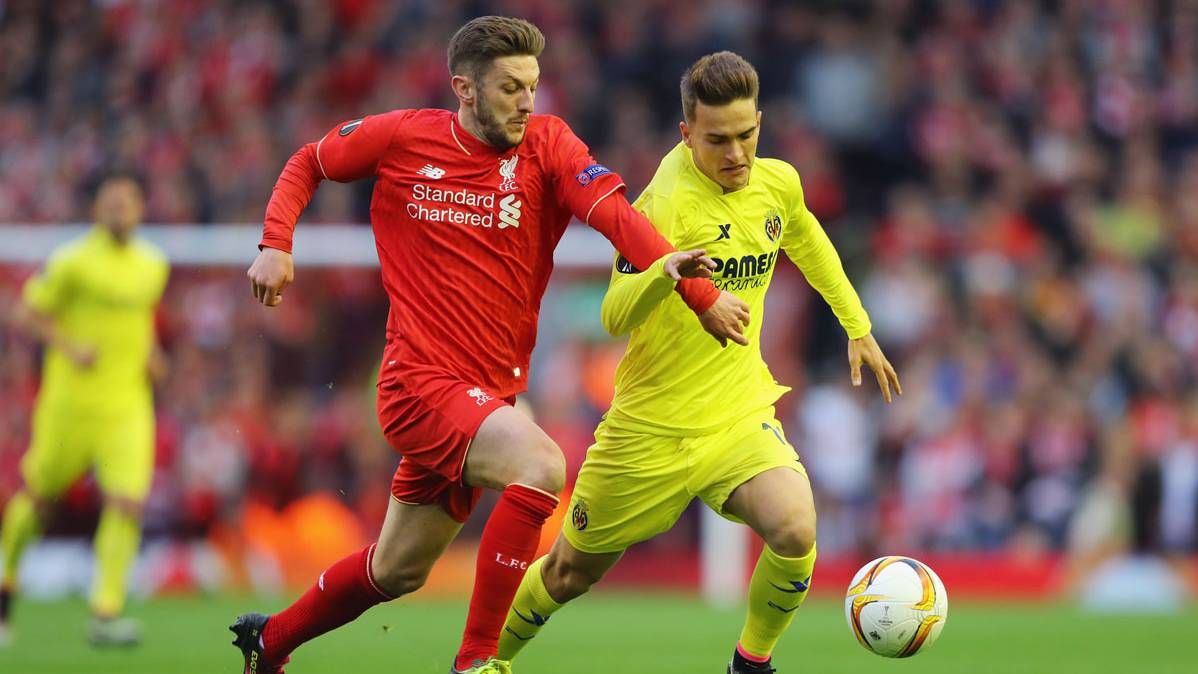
xmin=451 ymin=74 xmax=475 ymax=105
xmin=680 ymin=120 xmax=692 ymax=147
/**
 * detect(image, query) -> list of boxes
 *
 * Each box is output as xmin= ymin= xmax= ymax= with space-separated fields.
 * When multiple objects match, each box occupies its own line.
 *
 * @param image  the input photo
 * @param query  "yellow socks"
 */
xmin=90 ymin=506 xmax=141 ymax=616
xmin=1 ymin=492 xmax=40 ymax=589
xmin=497 ymin=556 xmax=563 ymax=661
xmin=737 ymin=543 xmax=816 ymax=660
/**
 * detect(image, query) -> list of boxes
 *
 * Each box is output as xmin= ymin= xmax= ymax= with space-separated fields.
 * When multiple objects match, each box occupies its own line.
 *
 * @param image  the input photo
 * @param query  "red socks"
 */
xmin=262 ymin=543 xmax=393 ymax=662
xmin=455 ymin=484 xmax=559 ymax=669
xmin=258 ymin=485 xmax=557 ymax=670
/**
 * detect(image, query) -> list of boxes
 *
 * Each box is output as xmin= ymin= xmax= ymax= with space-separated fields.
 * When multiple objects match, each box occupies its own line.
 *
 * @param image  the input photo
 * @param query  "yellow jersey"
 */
xmin=601 ymin=142 xmax=871 ymax=435
xmin=22 ymin=227 xmax=169 ymax=415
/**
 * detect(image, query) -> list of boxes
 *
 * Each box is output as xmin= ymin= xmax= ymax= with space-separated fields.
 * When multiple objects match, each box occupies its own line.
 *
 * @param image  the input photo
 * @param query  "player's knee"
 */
xmin=543 ymin=553 xmax=602 ymax=602
xmin=370 ymin=559 xmax=428 ymax=598
xmin=510 ymin=439 xmax=565 ymax=495
xmin=24 ymin=490 xmax=55 ymax=523
xmin=768 ymin=516 xmax=817 ymax=558
xmin=103 ymin=494 xmax=144 ymax=519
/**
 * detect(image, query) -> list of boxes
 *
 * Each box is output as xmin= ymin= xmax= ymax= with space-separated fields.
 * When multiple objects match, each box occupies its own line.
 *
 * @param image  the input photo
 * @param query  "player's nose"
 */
xmin=517 ymin=89 xmax=534 ymax=112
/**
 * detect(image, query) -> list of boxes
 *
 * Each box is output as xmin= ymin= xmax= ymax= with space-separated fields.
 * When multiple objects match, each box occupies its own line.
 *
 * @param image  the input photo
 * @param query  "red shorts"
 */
xmin=377 ymin=360 xmax=513 ymax=522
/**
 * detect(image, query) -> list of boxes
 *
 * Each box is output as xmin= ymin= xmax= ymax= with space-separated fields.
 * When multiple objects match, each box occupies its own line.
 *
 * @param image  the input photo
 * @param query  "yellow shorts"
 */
xmin=21 ymin=399 xmax=155 ymax=502
xmin=563 ymin=406 xmax=807 ymax=554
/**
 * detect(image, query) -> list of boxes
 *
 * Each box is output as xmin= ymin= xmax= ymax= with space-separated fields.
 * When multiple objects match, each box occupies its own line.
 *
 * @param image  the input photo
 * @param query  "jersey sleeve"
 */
xmin=547 ymin=118 xmax=718 ymax=315
xmin=780 ymin=166 xmax=872 ymax=340
xmin=546 ymin=116 xmax=627 ymax=225
xmin=601 ymin=190 xmax=688 ymax=335
xmin=260 ymin=110 xmax=409 ymax=253
xmin=21 ymin=247 xmax=73 ymax=315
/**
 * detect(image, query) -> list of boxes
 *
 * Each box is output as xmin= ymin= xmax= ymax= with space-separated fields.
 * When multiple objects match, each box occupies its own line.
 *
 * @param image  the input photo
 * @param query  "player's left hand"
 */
xmin=665 ymin=249 xmax=716 ymax=280
xmin=848 ymin=333 xmax=902 ymax=403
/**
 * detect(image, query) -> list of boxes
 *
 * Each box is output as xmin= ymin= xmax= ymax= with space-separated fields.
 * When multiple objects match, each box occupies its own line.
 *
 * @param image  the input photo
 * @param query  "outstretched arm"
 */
xmin=588 ymin=196 xmax=751 ymax=346
xmin=782 ymin=198 xmax=899 ymax=400
xmin=600 ymin=249 xmax=714 ymax=336
xmin=250 ymin=112 xmax=406 ymax=306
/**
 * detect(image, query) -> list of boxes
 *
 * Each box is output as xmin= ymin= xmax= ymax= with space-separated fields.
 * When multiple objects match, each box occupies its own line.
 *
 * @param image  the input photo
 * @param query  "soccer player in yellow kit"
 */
xmin=0 ymin=174 xmax=169 ymax=648
xmin=496 ymin=52 xmax=901 ymax=673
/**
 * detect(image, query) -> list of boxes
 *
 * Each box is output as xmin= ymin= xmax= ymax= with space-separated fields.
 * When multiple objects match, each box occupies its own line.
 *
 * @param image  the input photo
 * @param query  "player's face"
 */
xmin=94 ymin=179 xmax=144 ymax=242
xmin=474 ymin=55 xmax=539 ymax=149
xmin=681 ymin=98 xmax=761 ymax=192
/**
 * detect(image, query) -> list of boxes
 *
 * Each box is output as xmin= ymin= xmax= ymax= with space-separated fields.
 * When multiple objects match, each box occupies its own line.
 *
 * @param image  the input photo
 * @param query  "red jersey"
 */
xmin=261 ymin=109 xmax=718 ymax=397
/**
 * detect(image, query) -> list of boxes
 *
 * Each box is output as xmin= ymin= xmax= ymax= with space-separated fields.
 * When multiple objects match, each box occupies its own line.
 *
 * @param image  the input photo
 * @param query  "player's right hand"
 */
xmin=665 ymin=249 xmax=716 ymax=280
xmin=247 ymin=247 xmax=294 ymax=307
xmin=699 ymin=291 xmax=750 ymax=347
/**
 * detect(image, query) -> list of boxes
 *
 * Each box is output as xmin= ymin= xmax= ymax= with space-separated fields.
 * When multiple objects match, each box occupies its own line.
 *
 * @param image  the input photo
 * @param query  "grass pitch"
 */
xmin=1 ymin=592 xmax=1193 ymax=673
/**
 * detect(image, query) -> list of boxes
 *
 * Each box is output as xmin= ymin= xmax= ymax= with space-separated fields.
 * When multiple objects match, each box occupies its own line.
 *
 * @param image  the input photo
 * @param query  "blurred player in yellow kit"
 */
xmin=496 ymin=52 xmax=901 ymax=673
xmin=0 ymin=173 xmax=169 ymax=648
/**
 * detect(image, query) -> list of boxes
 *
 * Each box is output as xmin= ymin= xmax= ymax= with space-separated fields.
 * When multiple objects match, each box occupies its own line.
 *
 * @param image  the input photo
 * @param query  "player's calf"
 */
xmin=541 ymin=548 xmax=608 ymax=602
xmin=497 ymin=542 xmax=621 ymax=663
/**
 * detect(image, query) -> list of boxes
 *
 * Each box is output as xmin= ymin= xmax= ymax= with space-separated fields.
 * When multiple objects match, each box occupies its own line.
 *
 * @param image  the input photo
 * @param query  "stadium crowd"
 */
xmin=1 ymin=0 xmax=1196 ymax=575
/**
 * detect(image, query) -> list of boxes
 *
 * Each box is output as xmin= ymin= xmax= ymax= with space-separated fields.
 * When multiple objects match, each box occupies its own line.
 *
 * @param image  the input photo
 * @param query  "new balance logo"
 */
xmin=467 ymin=387 xmax=493 ymax=406
xmin=716 ymin=223 xmax=732 ymax=240
xmin=416 ymin=164 xmax=446 ymax=179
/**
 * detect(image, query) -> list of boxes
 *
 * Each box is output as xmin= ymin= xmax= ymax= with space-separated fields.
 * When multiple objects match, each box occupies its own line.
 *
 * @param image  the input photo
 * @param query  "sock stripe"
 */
xmin=508 ymin=482 xmax=561 ymax=504
xmin=363 ymin=543 xmax=395 ymax=600
xmin=737 ymin=642 xmax=772 ymax=663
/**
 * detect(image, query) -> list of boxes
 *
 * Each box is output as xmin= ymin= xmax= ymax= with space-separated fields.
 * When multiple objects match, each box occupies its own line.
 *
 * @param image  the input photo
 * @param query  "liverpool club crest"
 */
xmin=499 ymin=154 xmax=519 ymax=192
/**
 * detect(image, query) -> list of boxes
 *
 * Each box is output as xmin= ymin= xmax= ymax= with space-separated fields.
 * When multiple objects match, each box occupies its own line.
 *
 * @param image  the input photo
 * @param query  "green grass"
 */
xmin=1 ymin=593 xmax=1194 ymax=673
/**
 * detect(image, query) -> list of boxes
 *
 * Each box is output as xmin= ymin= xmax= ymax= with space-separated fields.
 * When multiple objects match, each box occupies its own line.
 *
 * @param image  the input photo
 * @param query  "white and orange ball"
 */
xmin=844 ymin=556 xmax=948 ymax=658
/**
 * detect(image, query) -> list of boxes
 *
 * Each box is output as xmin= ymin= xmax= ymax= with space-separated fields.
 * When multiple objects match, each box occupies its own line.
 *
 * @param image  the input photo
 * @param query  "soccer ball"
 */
xmin=844 ymin=556 xmax=948 ymax=658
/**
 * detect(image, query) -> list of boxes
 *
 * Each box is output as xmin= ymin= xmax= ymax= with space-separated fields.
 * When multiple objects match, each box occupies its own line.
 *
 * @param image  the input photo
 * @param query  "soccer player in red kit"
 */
xmin=229 ymin=16 xmax=750 ymax=674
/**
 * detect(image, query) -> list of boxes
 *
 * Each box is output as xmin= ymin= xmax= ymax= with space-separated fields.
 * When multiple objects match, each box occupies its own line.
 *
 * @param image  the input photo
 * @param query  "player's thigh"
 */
xmin=92 ymin=407 xmax=155 ymax=503
xmin=371 ymin=496 xmax=464 ymax=596
xmin=20 ymin=402 xmax=93 ymax=499
xmin=464 ymin=406 xmax=564 ymax=493
xmin=691 ymin=409 xmax=816 ymax=552
xmin=722 ymin=466 xmax=816 ymax=557
xmin=376 ymin=365 xmax=559 ymax=493
xmin=562 ymin=425 xmax=690 ymax=555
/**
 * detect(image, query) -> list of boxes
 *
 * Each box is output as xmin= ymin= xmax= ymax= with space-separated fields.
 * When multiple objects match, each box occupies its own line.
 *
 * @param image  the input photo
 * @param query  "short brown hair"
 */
xmin=680 ymin=51 xmax=759 ymax=122
xmin=447 ymin=16 xmax=545 ymax=82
